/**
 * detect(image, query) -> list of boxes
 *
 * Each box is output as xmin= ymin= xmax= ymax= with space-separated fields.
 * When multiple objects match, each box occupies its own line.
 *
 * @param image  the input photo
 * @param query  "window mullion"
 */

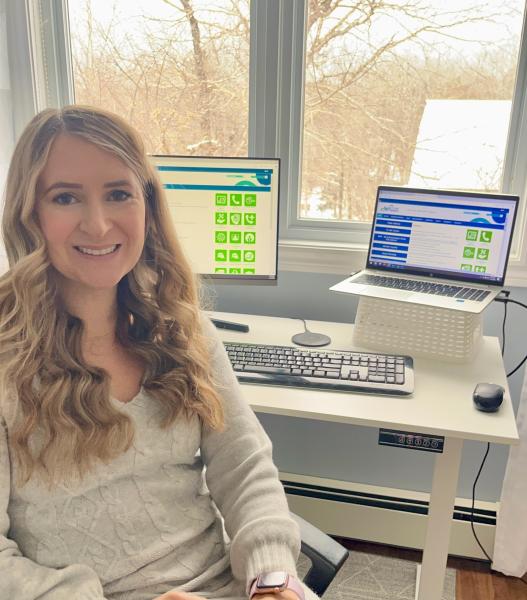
xmin=502 ymin=7 xmax=527 ymax=265
xmin=248 ymin=0 xmax=279 ymax=158
xmin=5 ymin=0 xmax=39 ymax=137
xmin=38 ymin=0 xmax=75 ymax=107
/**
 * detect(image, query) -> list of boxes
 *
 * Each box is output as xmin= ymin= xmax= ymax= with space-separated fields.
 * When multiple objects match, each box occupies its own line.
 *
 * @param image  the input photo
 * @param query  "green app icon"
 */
xmin=466 ymin=229 xmax=478 ymax=241
xmin=229 ymin=250 xmax=241 ymax=262
xmin=230 ymin=193 xmax=243 ymax=206
xmin=244 ymin=213 xmax=257 ymax=226
xmin=215 ymin=268 xmax=228 ymax=273
xmin=229 ymin=231 xmax=242 ymax=244
xmin=215 ymin=212 xmax=227 ymax=225
xmin=244 ymin=232 xmax=256 ymax=244
xmin=215 ymin=249 xmax=227 ymax=262
xmin=215 ymin=231 xmax=227 ymax=243
xmin=215 ymin=193 xmax=228 ymax=206
xmin=480 ymin=231 xmax=493 ymax=243
xmin=463 ymin=246 xmax=475 ymax=259
xmin=230 ymin=212 xmax=242 ymax=225
xmin=243 ymin=268 xmax=256 ymax=274
xmin=243 ymin=250 xmax=256 ymax=262
xmin=229 ymin=267 xmax=242 ymax=274
xmin=244 ymin=194 xmax=257 ymax=207
xmin=477 ymin=248 xmax=489 ymax=260
xmin=460 ymin=264 xmax=473 ymax=271
xmin=474 ymin=265 xmax=487 ymax=273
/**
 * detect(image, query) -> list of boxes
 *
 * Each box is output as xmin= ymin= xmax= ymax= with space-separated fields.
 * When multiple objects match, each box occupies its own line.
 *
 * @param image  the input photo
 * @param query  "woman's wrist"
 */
xmin=248 ymin=573 xmax=304 ymax=600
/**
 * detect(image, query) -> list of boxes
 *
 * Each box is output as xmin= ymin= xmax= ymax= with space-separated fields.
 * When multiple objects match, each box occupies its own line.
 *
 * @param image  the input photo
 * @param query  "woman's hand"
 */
xmin=153 ymin=588 xmax=302 ymax=600
xmin=252 ymin=590 xmax=301 ymax=600
xmin=153 ymin=591 xmax=207 ymax=600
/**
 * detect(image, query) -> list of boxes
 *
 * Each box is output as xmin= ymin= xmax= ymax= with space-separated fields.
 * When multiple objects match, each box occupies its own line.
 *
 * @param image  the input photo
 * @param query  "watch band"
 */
xmin=249 ymin=572 xmax=305 ymax=600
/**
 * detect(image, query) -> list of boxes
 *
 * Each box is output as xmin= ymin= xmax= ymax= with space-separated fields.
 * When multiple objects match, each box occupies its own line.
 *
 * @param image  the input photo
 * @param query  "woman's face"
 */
xmin=36 ymin=133 xmax=146 ymax=294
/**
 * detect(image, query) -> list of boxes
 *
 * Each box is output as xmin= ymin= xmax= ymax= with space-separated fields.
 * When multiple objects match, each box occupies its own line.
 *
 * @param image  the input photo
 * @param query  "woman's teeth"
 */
xmin=76 ymin=244 xmax=119 ymax=256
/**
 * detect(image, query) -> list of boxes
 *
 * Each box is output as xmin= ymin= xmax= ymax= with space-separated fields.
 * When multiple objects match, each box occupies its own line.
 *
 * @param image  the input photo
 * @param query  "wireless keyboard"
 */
xmin=224 ymin=342 xmax=414 ymax=395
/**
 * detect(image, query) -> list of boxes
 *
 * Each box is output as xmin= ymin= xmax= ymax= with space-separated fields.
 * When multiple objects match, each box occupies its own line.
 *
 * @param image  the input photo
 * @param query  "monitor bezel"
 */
xmin=151 ymin=154 xmax=281 ymax=283
xmin=366 ymin=185 xmax=519 ymax=287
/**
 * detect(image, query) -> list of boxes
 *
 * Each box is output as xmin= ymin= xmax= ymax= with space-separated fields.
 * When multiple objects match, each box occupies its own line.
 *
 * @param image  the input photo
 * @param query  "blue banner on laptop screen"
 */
xmin=367 ymin=187 xmax=518 ymax=285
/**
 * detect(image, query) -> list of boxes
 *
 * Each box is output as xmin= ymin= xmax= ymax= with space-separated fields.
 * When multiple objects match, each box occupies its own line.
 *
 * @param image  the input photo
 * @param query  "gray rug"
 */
xmin=298 ymin=551 xmax=456 ymax=600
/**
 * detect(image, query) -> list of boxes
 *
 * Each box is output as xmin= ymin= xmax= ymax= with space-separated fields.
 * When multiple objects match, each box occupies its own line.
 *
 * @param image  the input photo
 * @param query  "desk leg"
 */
xmin=416 ymin=436 xmax=463 ymax=600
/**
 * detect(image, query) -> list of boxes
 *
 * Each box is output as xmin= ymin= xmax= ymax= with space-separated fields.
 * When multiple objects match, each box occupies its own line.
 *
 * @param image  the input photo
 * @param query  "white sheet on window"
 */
xmin=492 ymin=367 xmax=527 ymax=577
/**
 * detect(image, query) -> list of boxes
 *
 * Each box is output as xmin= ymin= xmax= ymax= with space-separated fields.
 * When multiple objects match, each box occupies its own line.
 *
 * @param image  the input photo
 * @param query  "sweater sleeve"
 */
xmin=0 ymin=414 xmax=107 ymax=600
xmin=199 ymin=317 xmax=301 ymax=587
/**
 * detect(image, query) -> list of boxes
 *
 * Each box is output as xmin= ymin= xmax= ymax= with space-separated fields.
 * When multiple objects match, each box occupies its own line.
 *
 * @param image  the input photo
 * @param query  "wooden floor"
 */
xmin=335 ymin=538 xmax=527 ymax=599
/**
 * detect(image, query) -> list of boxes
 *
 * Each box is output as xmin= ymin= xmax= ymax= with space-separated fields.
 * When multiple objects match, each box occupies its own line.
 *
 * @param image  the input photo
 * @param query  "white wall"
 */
xmin=0 ymin=0 xmax=14 ymax=265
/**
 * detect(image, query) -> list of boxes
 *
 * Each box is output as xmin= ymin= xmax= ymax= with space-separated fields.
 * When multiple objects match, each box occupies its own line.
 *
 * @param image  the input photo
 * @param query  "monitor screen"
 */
xmin=367 ymin=186 xmax=519 ymax=286
xmin=151 ymin=155 xmax=280 ymax=280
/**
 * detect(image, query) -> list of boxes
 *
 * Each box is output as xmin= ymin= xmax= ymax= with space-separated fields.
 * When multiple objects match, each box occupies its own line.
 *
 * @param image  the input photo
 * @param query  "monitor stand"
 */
xmin=212 ymin=318 xmax=250 ymax=333
xmin=352 ymin=296 xmax=483 ymax=362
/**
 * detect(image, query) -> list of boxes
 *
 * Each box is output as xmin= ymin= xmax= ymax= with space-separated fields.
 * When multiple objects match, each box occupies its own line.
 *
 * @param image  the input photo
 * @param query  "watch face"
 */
xmin=257 ymin=572 xmax=288 ymax=589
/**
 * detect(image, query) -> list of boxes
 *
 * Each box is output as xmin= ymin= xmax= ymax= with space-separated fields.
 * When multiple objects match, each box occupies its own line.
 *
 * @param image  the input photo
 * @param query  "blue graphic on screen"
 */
xmin=368 ymin=189 xmax=517 ymax=283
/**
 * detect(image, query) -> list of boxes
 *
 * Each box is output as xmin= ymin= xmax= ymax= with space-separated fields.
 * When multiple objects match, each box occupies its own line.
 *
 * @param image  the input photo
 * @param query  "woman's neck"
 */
xmin=60 ymin=280 xmax=119 ymax=341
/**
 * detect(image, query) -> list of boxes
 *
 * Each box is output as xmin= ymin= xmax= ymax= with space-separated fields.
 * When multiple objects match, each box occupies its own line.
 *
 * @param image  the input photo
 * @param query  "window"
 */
xmin=299 ymin=0 xmax=525 ymax=224
xmin=7 ymin=0 xmax=527 ymax=280
xmin=68 ymin=0 xmax=250 ymax=157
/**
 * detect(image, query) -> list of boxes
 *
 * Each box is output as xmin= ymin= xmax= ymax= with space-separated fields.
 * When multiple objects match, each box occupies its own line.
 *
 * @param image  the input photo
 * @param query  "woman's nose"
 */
xmin=79 ymin=202 xmax=113 ymax=238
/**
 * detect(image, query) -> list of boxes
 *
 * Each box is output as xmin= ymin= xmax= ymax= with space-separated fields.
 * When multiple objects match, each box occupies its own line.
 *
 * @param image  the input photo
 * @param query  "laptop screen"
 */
xmin=367 ymin=186 xmax=519 ymax=286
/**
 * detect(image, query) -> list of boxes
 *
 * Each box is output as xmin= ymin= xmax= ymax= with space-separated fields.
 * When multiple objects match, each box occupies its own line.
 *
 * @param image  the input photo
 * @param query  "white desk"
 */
xmin=212 ymin=311 xmax=519 ymax=600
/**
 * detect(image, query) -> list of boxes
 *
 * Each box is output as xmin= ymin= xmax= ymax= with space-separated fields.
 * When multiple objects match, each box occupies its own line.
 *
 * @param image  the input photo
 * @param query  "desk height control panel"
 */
xmin=378 ymin=428 xmax=445 ymax=453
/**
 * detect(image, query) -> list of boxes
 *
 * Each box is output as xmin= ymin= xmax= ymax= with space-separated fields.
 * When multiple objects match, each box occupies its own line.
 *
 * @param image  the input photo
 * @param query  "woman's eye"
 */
xmin=109 ymin=189 xmax=132 ymax=202
xmin=52 ymin=193 xmax=77 ymax=206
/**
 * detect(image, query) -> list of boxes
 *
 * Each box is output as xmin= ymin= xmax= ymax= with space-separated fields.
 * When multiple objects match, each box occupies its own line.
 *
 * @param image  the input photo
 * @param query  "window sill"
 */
xmin=279 ymin=239 xmax=367 ymax=275
xmin=279 ymin=239 xmax=527 ymax=287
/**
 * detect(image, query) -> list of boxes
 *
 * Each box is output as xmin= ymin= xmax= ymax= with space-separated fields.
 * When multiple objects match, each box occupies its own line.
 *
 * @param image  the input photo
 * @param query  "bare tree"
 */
xmin=69 ymin=0 xmax=522 ymax=220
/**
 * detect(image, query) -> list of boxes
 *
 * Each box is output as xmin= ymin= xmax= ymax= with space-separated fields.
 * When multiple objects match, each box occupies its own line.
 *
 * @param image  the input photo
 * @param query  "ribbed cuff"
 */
xmin=244 ymin=542 xmax=298 ymax=593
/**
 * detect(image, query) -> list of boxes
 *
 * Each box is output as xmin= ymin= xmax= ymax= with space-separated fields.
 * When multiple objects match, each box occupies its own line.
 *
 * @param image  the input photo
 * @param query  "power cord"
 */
xmin=469 ymin=290 xmax=527 ymax=585
xmin=470 ymin=442 xmax=491 ymax=562
xmin=494 ymin=294 xmax=527 ymax=377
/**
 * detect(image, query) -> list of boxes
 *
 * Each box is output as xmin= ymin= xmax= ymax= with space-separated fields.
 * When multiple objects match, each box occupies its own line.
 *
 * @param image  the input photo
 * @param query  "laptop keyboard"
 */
xmin=354 ymin=274 xmax=491 ymax=302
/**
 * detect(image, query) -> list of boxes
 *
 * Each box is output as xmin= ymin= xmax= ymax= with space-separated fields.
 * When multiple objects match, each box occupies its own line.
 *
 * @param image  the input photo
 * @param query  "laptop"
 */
xmin=330 ymin=185 xmax=519 ymax=313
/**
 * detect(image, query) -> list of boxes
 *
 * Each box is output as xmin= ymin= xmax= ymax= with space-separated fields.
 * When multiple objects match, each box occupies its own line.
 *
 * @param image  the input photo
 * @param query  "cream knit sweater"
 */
xmin=0 ymin=317 xmax=300 ymax=599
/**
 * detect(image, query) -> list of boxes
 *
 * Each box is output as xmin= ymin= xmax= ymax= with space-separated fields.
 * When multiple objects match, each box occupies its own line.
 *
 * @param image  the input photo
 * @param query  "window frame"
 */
xmin=10 ymin=0 xmax=527 ymax=283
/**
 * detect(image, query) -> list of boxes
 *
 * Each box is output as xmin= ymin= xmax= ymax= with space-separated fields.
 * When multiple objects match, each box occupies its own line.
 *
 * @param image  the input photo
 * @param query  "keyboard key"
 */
xmin=252 ymin=365 xmax=291 ymax=375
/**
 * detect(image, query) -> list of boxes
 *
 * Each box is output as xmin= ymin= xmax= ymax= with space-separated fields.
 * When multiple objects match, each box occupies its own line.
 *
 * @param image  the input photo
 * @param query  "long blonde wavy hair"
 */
xmin=1 ymin=105 xmax=224 ymax=486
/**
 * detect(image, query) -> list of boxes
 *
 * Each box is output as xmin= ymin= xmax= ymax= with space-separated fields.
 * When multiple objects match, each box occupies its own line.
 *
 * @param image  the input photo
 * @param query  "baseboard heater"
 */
xmin=281 ymin=472 xmax=497 ymax=560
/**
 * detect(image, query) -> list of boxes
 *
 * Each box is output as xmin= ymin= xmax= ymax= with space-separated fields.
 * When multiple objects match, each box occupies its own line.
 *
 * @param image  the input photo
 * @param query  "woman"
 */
xmin=0 ymin=106 xmax=307 ymax=600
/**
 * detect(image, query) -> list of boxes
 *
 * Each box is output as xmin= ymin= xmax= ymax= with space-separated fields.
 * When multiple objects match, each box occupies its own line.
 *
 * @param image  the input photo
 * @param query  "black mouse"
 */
xmin=473 ymin=383 xmax=504 ymax=412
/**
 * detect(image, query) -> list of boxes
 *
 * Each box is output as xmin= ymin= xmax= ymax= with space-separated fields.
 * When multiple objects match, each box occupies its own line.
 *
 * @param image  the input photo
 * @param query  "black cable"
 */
xmin=467 ymin=293 xmax=527 ymax=585
xmin=494 ymin=296 xmax=527 ymax=377
xmin=470 ymin=443 xmax=492 ymax=563
xmin=501 ymin=300 xmax=507 ymax=356
xmin=468 ymin=294 xmax=506 ymax=568
xmin=470 ymin=443 xmax=527 ymax=587
xmin=494 ymin=297 xmax=527 ymax=310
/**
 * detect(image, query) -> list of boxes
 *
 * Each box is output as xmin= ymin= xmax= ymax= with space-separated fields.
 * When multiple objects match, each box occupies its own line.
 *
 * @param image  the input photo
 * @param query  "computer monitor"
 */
xmin=150 ymin=155 xmax=280 ymax=281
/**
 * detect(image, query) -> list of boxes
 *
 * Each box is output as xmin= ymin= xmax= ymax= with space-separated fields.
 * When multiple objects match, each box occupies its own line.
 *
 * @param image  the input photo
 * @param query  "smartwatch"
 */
xmin=249 ymin=572 xmax=305 ymax=600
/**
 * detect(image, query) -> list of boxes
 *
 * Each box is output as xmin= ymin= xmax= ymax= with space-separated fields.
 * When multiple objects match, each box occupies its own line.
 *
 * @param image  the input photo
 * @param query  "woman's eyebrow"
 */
xmin=43 ymin=181 xmax=83 ymax=195
xmin=104 ymin=179 xmax=133 ymax=188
